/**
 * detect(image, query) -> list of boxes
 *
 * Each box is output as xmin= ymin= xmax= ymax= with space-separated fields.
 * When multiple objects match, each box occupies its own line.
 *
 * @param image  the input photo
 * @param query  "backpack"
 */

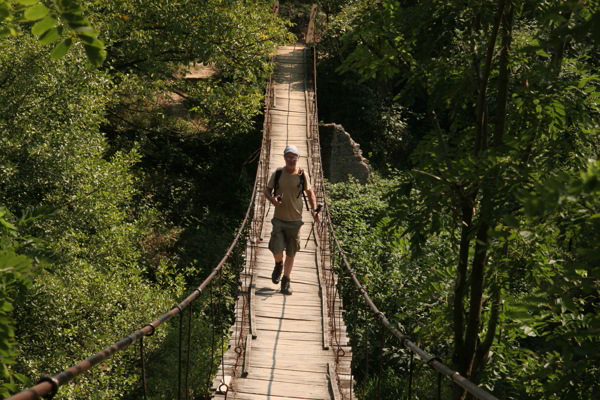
xmin=273 ymin=168 xmax=310 ymax=210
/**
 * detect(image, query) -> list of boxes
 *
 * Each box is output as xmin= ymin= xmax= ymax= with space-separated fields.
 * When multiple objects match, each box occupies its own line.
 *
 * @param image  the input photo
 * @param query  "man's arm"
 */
xmin=305 ymin=188 xmax=318 ymax=211
xmin=306 ymin=188 xmax=320 ymax=222
xmin=264 ymin=185 xmax=281 ymax=206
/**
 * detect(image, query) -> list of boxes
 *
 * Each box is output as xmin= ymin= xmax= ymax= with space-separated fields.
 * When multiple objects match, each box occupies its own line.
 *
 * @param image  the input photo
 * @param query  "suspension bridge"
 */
xmin=8 ymin=9 xmax=501 ymax=400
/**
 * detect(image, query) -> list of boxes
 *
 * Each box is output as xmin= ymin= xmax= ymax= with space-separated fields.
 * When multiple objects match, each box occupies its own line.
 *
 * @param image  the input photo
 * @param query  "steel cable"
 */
xmin=185 ymin=303 xmax=192 ymax=400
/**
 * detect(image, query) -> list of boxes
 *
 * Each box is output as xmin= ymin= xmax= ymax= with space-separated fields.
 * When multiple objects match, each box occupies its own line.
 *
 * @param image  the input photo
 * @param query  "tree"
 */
xmin=0 ymin=0 xmax=105 ymax=65
xmin=322 ymin=0 xmax=600 ymax=398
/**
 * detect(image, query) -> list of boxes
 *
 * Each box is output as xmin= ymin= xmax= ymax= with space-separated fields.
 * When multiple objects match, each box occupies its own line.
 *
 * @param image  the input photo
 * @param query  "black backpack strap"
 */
xmin=273 ymin=168 xmax=283 ymax=195
xmin=298 ymin=169 xmax=310 ymax=211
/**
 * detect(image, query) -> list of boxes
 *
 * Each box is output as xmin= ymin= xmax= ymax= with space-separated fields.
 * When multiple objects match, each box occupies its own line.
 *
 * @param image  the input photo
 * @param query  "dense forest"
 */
xmin=0 ymin=0 xmax=291 ymax=398
xmin=317 ymin=1 xmax=600 ymax=399
xmin=1 ymin=0 xmax=599 ymax=400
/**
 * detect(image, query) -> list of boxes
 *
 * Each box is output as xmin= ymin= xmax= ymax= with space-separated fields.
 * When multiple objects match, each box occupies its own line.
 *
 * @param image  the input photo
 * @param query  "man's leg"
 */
xmin=272 ymin=253 xmax=284 ymax=284
xmin=283 ymin=255 xmax=294 ymax=278
xmin=269 ymin=219 xmax=285 ymax=284
xmin=281 ymin=228 xmax=300 ymax=295
xmin=282 ymin=221 xmax=302 ymax=280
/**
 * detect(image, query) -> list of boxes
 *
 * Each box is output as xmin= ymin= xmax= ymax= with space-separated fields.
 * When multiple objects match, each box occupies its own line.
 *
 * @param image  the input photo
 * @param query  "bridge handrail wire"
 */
xmin=229 ymin=50 xmax=274 ymax=385
xmin=303 ymin=10 xmax=500 ymax=400
xmin=325 ymin=210 xmax=500 ymax=400
xmin=7 ymin=53 xmax=277 ymax=400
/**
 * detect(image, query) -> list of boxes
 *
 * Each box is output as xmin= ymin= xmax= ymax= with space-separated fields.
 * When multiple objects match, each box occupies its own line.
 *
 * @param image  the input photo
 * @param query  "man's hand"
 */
xmin=312 ymin=203 xmax=322 ymax=223
xmin=313 ymin=212 xmax=320 ymax=223
xmin=271 ymin=195 xmax=283 ymax=206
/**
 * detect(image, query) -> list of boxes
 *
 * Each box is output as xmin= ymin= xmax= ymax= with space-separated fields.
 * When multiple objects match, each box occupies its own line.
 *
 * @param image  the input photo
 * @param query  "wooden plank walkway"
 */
xmin=212 ymin=44 xmax=353 ymax=400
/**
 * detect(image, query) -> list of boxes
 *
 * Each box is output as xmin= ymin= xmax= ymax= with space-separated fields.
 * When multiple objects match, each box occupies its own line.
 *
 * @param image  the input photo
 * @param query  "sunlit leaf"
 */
xmin=23 ymin=2 xmax=49 ymax=21
xmin=31 ymin=15 xmax=56 ymax=36
xmin=16 ymin=0 xmax=39 ymax=5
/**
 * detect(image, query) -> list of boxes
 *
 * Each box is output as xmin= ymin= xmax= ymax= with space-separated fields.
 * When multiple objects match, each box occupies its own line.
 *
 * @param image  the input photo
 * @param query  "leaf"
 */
xmin=16 ymin=0 xmax=39 ymax=5
xmin=73 ymin=25 xmax=98 ymax=37
xmin=38 ymin=26 xmax=62 ymax=45
xmin=0 ymin=27 xmax=17 ymax=38
xmin=83 ymin=43 xmax=106 ymax=67
xmin=24 ymin=2 xmax=49 ymax=21
xmin=79 ymin=35 xmax=103 ymax=48
xmin=0 ymin=218 xmax=16 ymax=230
xmin=32 ymin=15 xmax=57 ymax=36
xmin=521 ymin=325 xmax=537 ymax=337
xmin=55 ymin=0 xmax=82 ymax=13
xmin=14 ymin=373 xmax=31 ymax=385
xmin=0 ymin=252 xmax=32 ymax=270
xmin=61 ymin=12 xmax=87 ymax=27
xmin=536 ymin=48 xmax=549 ymax=57
xmin=0 ymin=4 xmax=9 ymax=21
xmin=51 ymin=37 xmax=72 ymax=60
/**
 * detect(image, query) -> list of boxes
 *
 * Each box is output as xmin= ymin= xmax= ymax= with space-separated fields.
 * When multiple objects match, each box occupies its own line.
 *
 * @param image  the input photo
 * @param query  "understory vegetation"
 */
xmin=319 ymin=1 xmax=600 ymax=399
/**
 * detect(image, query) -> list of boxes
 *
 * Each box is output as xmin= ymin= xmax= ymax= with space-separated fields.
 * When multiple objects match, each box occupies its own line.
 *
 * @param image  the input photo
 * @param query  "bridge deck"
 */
xmin=212 ymin=44 xmax=353 ymax=400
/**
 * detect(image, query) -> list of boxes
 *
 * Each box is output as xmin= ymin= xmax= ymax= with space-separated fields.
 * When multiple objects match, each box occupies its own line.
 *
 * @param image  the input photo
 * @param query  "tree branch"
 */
xmin=493 ymin=3 xmax=514 ymax=148
xmin=474 ymin=0 xmax=506 ymax=156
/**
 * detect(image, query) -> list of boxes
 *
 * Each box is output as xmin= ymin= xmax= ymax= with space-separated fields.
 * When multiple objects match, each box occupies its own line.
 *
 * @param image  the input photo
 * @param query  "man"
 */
xmin=263 ymin=145 xmax=320 ymax=295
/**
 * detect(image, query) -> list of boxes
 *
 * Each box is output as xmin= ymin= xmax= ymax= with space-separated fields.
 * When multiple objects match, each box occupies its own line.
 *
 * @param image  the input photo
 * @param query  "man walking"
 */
xmin=263 ymin=145 xmax=320 ymax=295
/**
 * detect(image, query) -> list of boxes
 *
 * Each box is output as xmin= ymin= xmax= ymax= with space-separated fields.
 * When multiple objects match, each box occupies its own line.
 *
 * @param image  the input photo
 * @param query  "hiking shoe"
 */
xmin=272 ymin=261 xmax=283 ymax=284
xmin=281 ymin=276 xmax=293 ymax=295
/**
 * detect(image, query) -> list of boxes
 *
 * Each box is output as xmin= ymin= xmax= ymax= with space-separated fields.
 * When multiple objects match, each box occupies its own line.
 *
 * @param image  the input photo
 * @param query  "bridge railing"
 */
xmin=304 ymin=6 xmax=500 ymax=400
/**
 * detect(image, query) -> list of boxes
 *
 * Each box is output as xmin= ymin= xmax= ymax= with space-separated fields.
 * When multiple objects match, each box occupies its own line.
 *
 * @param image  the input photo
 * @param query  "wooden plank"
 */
xmin=306 ymin=4 xmax=318 ymax=44
xmin=232 ymin=379 xmax=327 ymax=399
xmin=321 ymin=286 xmax=330 ymax=350
xmin=250 ymin=271 xmax=257 ymax=339
xmin=217 ymin=393 xmax=323 ymax=400
xmin=242 ymin=334 xmax=252 ymax=377
xmin=231 ymin=365 xmax=324 ymax=382
xmin=328 ymin=362 xmax=340 ymax=400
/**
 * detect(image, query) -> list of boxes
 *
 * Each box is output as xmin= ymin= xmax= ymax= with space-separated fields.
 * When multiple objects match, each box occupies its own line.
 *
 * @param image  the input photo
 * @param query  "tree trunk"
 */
xmin=452 ymin=204 xmax=475 ymax=372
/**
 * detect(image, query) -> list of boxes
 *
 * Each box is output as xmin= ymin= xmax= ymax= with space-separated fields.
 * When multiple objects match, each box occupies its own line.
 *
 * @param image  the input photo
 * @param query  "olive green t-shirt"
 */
xmin=267 ymin=168 xmax=311 ymax=222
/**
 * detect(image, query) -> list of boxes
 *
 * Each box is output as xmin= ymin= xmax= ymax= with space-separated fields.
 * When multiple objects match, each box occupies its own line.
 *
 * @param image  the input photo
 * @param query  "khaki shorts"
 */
xmin=268 ymin=218 xmax=304 ymax=257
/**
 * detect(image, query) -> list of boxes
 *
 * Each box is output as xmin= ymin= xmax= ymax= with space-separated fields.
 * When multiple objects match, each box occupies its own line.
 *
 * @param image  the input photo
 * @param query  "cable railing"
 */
xmin=8 ymin=181 xmax=255 ymax=400
xmin=304 ymin=6 xmax=501 ymax=400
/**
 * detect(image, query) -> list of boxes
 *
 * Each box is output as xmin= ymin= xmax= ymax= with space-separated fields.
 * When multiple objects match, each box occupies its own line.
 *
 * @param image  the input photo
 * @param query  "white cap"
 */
xmin=284 ymin=145 xmax=300 ymax=156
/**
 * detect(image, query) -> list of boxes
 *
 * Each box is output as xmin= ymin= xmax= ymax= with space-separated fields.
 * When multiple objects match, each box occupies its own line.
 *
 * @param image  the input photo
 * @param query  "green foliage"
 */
xmin=328 ymin=176 xmax=457 ymax=399
xmin=321 ymin=0 xmax=600 ymax=398
xmin=0 ymin=0 xmax=105 ymax=65
xmin=1 ymin=1 xmax=291 ymax=398
xmin=0 ymin=207 xmax=34 ymax=398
